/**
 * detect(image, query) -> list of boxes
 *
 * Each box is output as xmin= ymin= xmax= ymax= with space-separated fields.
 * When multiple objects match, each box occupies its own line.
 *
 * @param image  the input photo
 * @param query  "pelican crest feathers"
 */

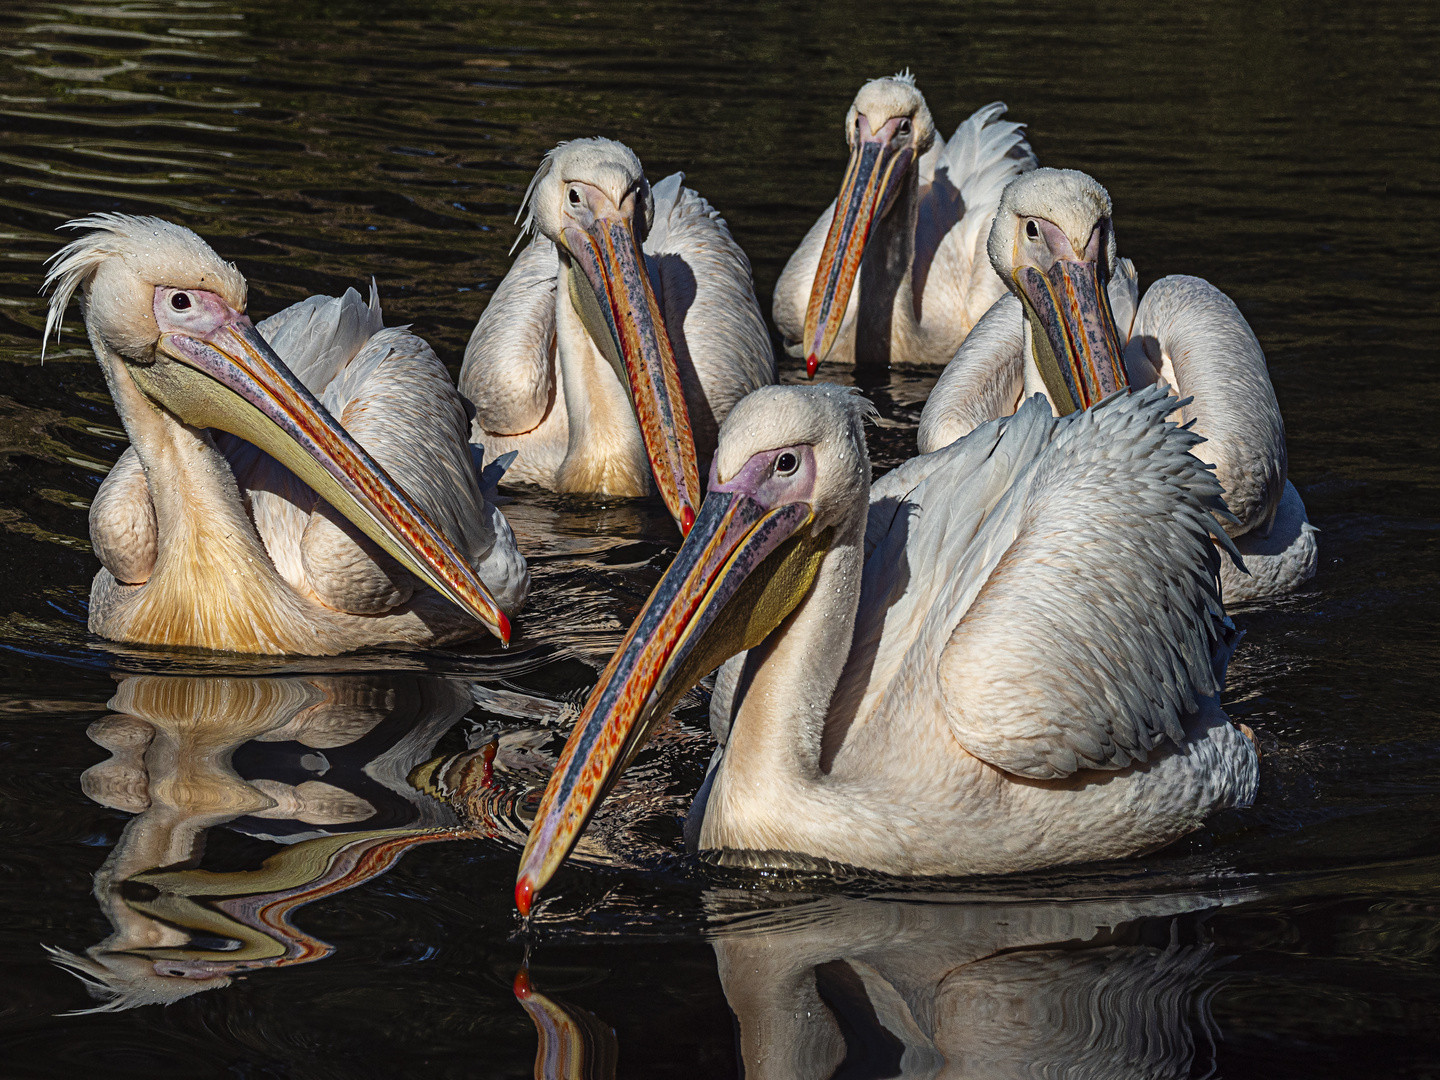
xmin=42 ymin=214 xmax=245 ymax=361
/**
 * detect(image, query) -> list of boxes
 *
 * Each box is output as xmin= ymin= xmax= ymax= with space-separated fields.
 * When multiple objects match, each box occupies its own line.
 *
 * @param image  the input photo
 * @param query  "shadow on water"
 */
xmin=0 ymin=0 xmax=1436 ymax=1075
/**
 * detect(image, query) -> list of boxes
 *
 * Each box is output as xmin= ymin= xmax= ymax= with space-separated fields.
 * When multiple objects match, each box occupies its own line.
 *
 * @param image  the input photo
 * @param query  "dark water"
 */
xmin=0 ymin=0 xmax=1437 ymax=1075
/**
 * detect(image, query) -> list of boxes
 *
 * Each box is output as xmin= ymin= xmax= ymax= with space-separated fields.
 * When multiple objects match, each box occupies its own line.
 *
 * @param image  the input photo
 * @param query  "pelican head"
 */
xmin=803 ymin=71 xmax=937 ymax=376
xmin=519 ymin=138 xmax=701 ymax=533
xmin=514 ymin=384 xmax=871 ymax=913
xmin=988 ymin=168 xmax=1128 ymax=414
xmin=45 ymin=214 xmax=510 ymax=642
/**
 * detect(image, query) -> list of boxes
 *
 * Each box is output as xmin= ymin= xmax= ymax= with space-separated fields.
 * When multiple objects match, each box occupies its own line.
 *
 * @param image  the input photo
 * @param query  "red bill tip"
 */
xmin=806 ymin=353 xmax=819 ymax=379
xmin=481 ymin=741 xmax=496 ymax=787
xmin=680 ymin=504 xmax=696 ymax=536
xmin=497 ymin=610 xmax=512 ymax=647
xmin=515 ymin=876 xmax=534 ymax=916
xmin=512 ymin=967 xmax=533 ymax=999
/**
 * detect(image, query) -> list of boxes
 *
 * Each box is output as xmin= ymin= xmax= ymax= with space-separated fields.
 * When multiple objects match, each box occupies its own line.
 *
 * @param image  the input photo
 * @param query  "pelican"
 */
xmin=773 ymin=72 xmax=1037 ymax=376
xmin=514 ymin=381 xmax=1260 ymax=913
xmin=43 ymin=214 xmax=528 ymax=655
xmin=459 ymin=138 xmax=774 ymax=533
xmin=918 ymin=167 xmax=1318 ymax=600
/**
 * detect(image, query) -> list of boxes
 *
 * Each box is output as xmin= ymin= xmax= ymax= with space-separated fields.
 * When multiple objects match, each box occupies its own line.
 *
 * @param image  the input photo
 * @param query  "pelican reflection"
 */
xmin=706 ymin=888 xmax=1242 ymax=1080
xmin=49 ymin=672 xmax=538 ymax=1012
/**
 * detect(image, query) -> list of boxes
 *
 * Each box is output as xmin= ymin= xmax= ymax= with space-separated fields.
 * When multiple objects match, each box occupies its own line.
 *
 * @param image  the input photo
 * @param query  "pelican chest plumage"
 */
xmin=44 ymin=214 xmax=528 ymax=655
xmin=773 ymin=72 xmax=1037 ymax=376
xmin=919 ymin=167 xmax=1318 ymax=600
xmin=459 ymin=137 xmax=775 ymax=533
xmin=514 ymin=381 xmax=1259 ymax=912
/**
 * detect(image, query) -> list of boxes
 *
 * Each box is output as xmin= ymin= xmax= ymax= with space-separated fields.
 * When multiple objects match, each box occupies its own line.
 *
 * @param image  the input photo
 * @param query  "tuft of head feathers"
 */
xmin=41 ymin=214 xmax=246 ymax=362
xmin=44 ymin=944 xmax=232 ymax=1014
xmin=512 ymin=137 xmax=652 ymax=254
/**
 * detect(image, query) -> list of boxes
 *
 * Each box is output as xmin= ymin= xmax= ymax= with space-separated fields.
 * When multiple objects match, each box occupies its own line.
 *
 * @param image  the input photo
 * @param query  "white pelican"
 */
xmin=459 ymin=138 xmax=774 ymax=533
xmin=772 ymin=72 xmax=1037 ymax=376
xmin=919 ymin=167 xmax=1318 ymax=600
xmin=513 ymin=381 xmax=1259 ymax=912
xmin=43 ymin=214 xmax=528 ymax=655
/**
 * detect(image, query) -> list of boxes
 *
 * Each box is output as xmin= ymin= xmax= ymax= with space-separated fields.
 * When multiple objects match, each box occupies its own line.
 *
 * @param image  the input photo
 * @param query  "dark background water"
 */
xmin=0 ymin=1 xmax=1437 ymax=1076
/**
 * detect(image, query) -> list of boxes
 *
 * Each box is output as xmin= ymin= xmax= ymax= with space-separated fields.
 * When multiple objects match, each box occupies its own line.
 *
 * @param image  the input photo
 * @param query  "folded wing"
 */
xmin=839 ymin=384 xmax=1236 ymax=781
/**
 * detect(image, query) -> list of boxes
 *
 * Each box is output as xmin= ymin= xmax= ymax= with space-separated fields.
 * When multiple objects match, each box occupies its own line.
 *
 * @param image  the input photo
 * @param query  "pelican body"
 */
xmin=514 ymin=381 xmax=1259 ymax=912
xmin=919 ymin=168 xmax=1317 ymax=600
xmin=460 ymin=138 xmax=774 ymax=533
xmin=45 ymin=215 xmax=527 ymax=655
xmin=774 ymin=72 xmax=1037 ymax=375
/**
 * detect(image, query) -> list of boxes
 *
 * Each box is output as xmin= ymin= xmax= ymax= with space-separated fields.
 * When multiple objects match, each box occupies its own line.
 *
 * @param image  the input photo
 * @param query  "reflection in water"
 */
xmin=706 ymin=890 xmax=1238 ymax=1080
xmin=515 ymin=966 xmax=619 ymax=1080
xmin=49 ymin=673 xmax=534 ymax=1012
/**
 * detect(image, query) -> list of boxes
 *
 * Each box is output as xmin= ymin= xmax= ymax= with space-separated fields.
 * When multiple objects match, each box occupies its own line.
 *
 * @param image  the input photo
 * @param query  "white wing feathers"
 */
xmin=256 ymin=283 xmax=382 ymax=393
xmin=934 ymin=102 xmax=1037 ymax=229
xmin=916 ymin=293 xmax=1025 ymax=454
xmin=850 ymin=385 xmax=1238 ymax=781
xmin=915 ymin=103 xmax=1038 ymax=328
xmin=1128 ymin=275 xmax=1286 ymax=538
xmin=458 ymin=235 xmax=558 ymax=438
xmin=247 ymin=291 xmax=527 ymax=617
xmin=646 ymin=173 xmax=775 ymax=453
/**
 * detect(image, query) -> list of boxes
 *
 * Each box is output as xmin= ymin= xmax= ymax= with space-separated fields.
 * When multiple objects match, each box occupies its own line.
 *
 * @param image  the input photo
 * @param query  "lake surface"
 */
xmin=0 ymin=1 xmax=1437 ymax=1075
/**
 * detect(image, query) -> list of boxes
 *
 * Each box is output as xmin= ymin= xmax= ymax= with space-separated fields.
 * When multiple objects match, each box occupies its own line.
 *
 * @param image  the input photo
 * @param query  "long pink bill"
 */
xmin=513 ymin=488 xmax=812 ymax=915
xmin=565 ymin=216 xmax=701 ymax=535
xmin=157 ymin=318 xmax=511 ymax=643
xmin=802 ymin=118 xmax=915 ymax=377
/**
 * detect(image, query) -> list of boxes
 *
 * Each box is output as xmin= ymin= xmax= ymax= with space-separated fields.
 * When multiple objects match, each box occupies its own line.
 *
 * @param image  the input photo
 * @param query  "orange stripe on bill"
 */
xmin=562 ymin=212 xmax=701 ymax=535
xmin=802 ymin=116 xmax=917 ymax=377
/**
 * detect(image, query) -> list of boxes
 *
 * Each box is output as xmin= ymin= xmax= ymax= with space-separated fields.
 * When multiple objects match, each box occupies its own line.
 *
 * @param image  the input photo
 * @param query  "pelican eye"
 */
xmin=568 ymin=188 xmax=581 ymax=205
xmin=170 ymin=292 xmax=192 ymax=311
xmin=1025 ymin=220 xmax=1040 ymax=240
xmin=897 ymin=118 xmax=911 ymax=135
xmin=774 ymin=451 xmax=799 ymax=476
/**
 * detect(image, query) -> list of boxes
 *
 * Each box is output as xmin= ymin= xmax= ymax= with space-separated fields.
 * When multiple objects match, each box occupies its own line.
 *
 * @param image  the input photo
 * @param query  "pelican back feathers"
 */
xmin=645 ymin=173 xmax=775 ymax=456
xmin=848 ymin=383 xmax=1239 ymax=781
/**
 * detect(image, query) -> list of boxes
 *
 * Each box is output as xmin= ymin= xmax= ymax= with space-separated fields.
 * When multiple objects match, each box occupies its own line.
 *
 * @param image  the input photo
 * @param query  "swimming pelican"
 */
xmin=513 ymin=381 xmax=1259 ymax=912
xmin=459 ymin=138 xmax=774 ymax=533
xmin=772 ymin=72 xmax=1037 ymax=376
xmin=918 ymin=167 xmax=1318 ymax=600
xmin=43 ymin=215 xmax=528 ymax=655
